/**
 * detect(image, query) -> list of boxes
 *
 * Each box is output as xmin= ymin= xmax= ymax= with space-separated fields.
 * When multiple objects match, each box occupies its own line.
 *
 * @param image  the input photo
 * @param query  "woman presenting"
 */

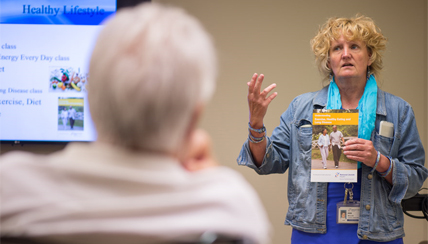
xmin=237 ymin=15 xmax=427 ymax=243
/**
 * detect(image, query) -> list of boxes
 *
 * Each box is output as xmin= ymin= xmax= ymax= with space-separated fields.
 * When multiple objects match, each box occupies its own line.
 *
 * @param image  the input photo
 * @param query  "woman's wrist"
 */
xmin=248 ymin=122 xmax=266 ymax=144
xmin=248 ymin=122 xmax=266 ymax=133
xmin=372 ymin=153 xmax=393 ymax=177
xmin=372 ymin=151 xmax=381 ymax=170
xmin=377 ymin=155 xmax=393 ymax=177
xmin=249 ymin=119 xmax=264 ymax=129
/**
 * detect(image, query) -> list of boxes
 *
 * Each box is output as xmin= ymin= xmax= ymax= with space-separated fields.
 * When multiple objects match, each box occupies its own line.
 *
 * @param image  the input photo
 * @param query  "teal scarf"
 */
xmin=326 ymin=75 xmax=378 ymax=167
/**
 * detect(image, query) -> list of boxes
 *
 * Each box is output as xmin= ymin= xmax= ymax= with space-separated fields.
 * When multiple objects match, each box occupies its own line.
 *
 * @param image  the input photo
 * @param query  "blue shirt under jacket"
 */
xmin=237 ymin=85 xmax=428 ymax=242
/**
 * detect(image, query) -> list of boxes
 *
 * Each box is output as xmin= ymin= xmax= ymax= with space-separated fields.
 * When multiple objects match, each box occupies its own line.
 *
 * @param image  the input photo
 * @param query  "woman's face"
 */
xmin=328 ymin=35 xmax=373 ymax=81
xmin=323 ymin=129 xmax=327 ymax=135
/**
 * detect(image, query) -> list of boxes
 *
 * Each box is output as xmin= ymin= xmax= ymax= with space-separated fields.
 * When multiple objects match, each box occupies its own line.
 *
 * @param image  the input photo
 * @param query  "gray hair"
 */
xmin=88 ymin=3 xmax=216 ymax=153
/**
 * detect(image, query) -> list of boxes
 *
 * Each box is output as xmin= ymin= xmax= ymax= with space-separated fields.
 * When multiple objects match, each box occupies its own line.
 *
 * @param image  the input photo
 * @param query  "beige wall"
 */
xmin=1 ymin=1 xmax=427 ymax=243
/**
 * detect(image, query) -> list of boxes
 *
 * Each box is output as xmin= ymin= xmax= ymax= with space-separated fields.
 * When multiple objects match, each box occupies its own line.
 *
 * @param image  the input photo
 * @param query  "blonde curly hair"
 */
xmin=310 ymin=15 xmax=387 ymax=83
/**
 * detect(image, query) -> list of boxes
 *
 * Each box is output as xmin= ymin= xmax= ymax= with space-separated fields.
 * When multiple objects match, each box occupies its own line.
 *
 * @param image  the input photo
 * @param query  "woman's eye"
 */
xmin=351 ymin=45 xmax=359 ymax=49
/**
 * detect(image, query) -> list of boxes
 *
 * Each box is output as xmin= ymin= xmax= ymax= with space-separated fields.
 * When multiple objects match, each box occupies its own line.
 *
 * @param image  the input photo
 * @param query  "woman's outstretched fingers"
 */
xmin=262 ymin=83 xmax=277 ymax=104
xmin=254 ymin=73 xmax=264 ymax=93
xmin=248 ymin=73 xmax=258 ymax=93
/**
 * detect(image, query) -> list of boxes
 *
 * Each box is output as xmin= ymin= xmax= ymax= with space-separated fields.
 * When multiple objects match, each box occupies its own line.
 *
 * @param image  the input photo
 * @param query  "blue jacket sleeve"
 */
xmin=388 ymin=105 xmax=428 ymax=202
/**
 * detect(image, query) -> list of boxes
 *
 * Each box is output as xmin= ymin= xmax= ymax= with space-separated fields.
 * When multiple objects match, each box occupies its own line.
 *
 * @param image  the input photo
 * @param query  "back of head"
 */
xmin=88 ymin=3 xmax=216 ymax=154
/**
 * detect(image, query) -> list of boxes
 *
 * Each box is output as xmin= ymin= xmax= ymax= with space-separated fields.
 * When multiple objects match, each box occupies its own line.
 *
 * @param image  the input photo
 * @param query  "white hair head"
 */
xmin=88 ymin=3 xmax=216 ymax=154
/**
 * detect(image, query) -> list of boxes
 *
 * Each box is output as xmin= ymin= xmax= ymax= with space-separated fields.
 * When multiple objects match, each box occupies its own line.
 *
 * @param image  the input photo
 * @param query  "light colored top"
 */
xmin=1 ymin=142 xmax=271 ymax=244
xmin=68 ymin=108 xmax=76 ymax=119
xmin=330 ymin=130 xmax=343 ymax=146
xmin=60 ymin=110 xmax=68 ymax=119
xmin=317 ymin=134 xmax=330 ymax=147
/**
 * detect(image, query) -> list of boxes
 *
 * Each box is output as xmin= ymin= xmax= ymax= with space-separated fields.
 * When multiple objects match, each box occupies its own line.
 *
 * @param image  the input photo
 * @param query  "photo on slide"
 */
xmin=50 ymin=67 xmax=88 ymax=93
xmin=58 ymin=97 xmax=84 ymax=131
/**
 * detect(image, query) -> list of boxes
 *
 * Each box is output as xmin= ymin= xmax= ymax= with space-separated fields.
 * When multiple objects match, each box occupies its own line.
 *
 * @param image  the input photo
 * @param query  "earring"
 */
xmin=367 ymin=67 xmax=371 ymax=80
xmin=328 ymin=68 xmax=334 ymax=80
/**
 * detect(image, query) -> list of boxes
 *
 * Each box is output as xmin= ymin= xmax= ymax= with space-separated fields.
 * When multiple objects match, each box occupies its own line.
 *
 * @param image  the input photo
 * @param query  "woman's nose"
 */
xmin=342 ymin=47 xmax=350 ymax=58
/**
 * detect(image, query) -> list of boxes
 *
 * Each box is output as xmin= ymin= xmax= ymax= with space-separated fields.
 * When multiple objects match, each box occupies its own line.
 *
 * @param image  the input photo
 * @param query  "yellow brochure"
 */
xmin=311 ymin=109 xmax=358 ymax=182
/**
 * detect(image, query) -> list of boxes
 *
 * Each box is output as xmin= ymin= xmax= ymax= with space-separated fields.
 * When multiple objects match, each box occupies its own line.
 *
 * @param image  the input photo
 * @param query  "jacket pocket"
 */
xmin=373 ymin=132 xmax=394 ymax=156
xmin=297 ymin=119 xmax=312 ymax=153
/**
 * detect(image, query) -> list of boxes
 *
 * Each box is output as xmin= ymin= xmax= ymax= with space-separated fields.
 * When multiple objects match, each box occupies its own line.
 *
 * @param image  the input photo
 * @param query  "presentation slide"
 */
xmin=0 ymin=0 xmax=116 ymax=142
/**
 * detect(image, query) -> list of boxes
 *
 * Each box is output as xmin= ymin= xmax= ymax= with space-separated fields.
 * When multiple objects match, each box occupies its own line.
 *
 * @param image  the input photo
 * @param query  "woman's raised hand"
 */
xmin=247 ymin=73 xmax=277 ymax=128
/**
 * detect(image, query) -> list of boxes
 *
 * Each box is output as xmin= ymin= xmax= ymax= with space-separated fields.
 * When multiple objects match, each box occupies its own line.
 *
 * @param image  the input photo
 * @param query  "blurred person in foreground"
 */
xmin=0 ymin=3 xmax=270 ymax=244
xmin=237 ymin=15 xmax=427 ymax=243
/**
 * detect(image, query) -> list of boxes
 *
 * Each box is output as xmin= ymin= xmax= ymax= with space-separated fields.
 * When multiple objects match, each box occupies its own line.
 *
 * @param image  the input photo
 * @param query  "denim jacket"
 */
xmin=237 ymin=86 xmax=428 ymax=242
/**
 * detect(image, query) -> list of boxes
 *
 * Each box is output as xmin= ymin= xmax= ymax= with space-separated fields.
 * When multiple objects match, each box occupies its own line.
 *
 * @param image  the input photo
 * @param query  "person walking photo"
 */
xmin=60 ymin=107 xmax=68 ymax=130
xmin=68 ymin=106 xmax=76 ymax=129
xmin=330 ymin=125 xmax=345 ymax=168
xmin=318 ymin=128 xmax=330 ymax=169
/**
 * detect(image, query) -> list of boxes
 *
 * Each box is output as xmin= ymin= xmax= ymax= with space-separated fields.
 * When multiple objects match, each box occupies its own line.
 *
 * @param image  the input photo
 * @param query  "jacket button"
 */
xmin=362 ymin=235 xmax=368 ymax=239
xmin=365 ymin=205 xmax=371 ymax=210
xmin=367 ymin=174 xmax=373 ymax=180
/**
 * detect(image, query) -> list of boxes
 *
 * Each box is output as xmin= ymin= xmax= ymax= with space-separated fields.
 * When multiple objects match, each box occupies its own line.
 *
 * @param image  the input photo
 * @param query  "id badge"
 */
xmin=337 ymin=183 xmax=360 ymax=224
xmin=337 ymin=200 xmax=360 ymax=224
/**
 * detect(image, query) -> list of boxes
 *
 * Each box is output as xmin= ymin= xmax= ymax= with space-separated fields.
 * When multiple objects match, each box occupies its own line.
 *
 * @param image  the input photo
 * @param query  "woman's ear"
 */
xmin=368 ymin=56 xmax=373 ymax=66
xmin=367 ymin=48 xmax=373 ymax=66
xmin=326 ymin=58 xmax=332 ymax=71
